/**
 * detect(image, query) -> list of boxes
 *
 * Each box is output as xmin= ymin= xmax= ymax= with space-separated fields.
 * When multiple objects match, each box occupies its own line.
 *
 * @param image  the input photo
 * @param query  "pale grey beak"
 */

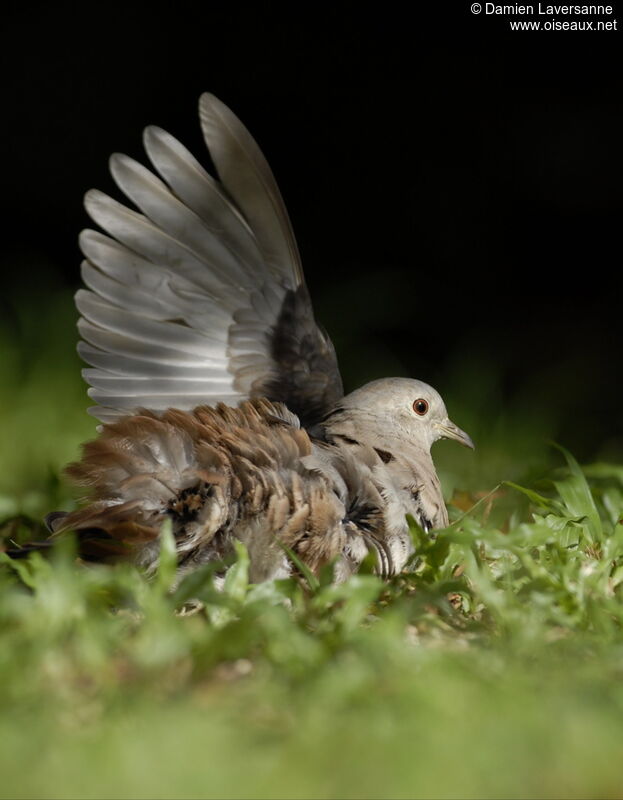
xmin=434 ymin=419 xmax=475 ymax=450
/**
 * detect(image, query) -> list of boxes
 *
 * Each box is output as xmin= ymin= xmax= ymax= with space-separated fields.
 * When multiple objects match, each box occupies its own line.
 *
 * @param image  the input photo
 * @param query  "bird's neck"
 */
xmin=321 ymin=408 xmax=433 ymax=466
xmin=320 ymin=407 xmax=448 ymax=534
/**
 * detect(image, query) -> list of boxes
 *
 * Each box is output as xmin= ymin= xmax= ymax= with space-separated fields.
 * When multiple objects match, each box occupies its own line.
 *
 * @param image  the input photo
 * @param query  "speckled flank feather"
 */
xmin=50 ymin=400 xmax=400 ymax=581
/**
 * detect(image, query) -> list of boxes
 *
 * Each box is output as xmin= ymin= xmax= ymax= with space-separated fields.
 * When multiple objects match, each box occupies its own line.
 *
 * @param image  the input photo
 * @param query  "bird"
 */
xmin=37 ymin=93 xmax=474 ymax=583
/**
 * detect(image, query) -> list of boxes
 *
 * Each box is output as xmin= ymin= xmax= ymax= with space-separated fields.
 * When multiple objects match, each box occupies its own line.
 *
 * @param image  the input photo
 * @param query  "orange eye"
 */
xmin=413 ymin=398 xmax=429 ymax=416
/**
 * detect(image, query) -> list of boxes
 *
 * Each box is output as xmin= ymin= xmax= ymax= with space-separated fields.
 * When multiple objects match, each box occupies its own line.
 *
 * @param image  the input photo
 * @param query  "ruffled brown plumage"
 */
xmin=49 ymin=399 xmax=360 ymax=581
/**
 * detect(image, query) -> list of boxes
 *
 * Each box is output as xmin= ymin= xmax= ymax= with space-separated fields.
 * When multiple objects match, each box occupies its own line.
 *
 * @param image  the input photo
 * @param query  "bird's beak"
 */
xmin=434 ymin=419 xmax=475 ymax=449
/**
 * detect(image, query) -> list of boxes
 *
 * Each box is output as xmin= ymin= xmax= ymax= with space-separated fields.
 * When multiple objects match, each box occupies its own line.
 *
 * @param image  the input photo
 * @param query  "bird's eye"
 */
xmin=413 ymin=399 xmax=429 ymax=416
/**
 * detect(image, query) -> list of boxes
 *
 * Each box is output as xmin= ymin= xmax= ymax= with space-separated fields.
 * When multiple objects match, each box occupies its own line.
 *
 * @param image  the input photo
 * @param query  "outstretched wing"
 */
xmin=77 ymin=93 xmax=343 ymax=427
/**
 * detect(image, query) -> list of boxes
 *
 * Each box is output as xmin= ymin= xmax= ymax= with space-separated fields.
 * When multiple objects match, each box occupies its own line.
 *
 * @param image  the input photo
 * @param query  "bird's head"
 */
xmin=332 ymin=377 xmax=474 ymax=453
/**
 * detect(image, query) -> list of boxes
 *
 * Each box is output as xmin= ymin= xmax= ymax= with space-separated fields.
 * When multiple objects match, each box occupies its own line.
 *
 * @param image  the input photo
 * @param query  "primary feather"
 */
xmin=198 ymin=93 xmax=304 ymax=284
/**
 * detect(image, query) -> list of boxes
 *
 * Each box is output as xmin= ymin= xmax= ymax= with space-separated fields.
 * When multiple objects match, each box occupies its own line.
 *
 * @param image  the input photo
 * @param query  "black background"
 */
xmin=2 ymin=1 xmax=622 ymax=458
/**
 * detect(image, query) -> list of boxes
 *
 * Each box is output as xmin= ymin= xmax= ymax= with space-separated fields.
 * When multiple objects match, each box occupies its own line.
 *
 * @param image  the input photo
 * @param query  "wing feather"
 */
xmin=84 ymin=375 xmax=233 ymax=394
xmin=77 ymin=95 xmax=343 ymax=425
xmin=78 ymin=344 xmax=219 ymax=379
xmin=199 ymin=93 xmax=303 ymax=284
xmin=80 ymin=261 xmax=194 ymax=322
xmin=143 ymin=126 xmax=264 ymax=270
xmin=78 ymin=320 xmax=217 ymax=366
xmin=84 ymin=190 xmax=233 ymax=299
xmin=109 ymin=153 xmax=252 ymax=286
xmin=86 ymin=391 xmax=241 ymax=410
xmin=76 ymin=291 xmax=227 ymax=356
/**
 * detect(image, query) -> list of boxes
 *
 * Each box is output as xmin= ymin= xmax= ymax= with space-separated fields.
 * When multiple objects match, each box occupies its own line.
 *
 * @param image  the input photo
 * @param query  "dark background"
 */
xmin=2 ymin=1 xmax=622 ymax=459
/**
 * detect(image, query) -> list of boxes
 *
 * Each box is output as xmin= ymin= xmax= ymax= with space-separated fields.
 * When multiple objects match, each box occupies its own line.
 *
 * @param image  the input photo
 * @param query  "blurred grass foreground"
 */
xmin=1 ymin=287 xmax=623 ymax=799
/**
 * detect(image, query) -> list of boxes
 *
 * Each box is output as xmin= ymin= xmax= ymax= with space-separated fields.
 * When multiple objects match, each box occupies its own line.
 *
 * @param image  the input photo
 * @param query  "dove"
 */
xmin=38 ymin=94 xmax=473 ymax=582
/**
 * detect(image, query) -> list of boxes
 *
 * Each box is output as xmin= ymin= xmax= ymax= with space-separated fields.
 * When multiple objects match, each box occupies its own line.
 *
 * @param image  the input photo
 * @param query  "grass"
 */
xmin=1 ymin=288 xmax=623 ymax=799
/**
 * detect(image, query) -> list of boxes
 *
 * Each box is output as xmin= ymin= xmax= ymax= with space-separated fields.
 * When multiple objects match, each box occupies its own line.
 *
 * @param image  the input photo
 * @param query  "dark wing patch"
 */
xmin=250 ymin=285 xmax=344 ymax=428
